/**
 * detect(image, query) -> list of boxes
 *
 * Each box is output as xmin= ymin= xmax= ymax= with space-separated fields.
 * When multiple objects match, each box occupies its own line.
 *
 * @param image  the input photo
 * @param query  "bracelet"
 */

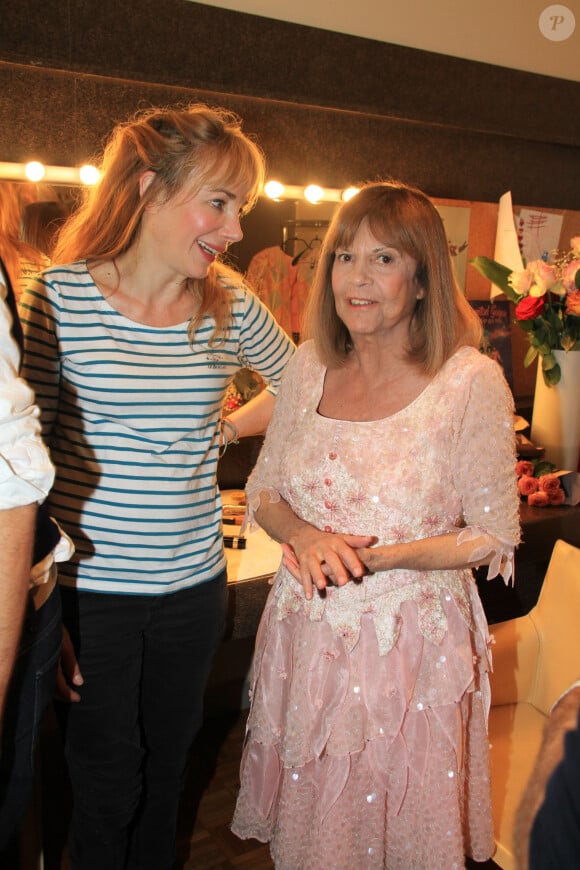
xmin=219 ymin=417 xmax=240 ymax=457
xmin=222 ymin=418 xmax=240 ymax=445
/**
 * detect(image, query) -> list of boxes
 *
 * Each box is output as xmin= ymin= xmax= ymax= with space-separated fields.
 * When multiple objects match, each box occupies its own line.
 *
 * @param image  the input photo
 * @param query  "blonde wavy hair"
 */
xmin=0 ymin=182 xmax=49 ymax=298
xmin=54 ymin=103 xmax=265 ymax=344
xmin=304 ymin=181 xmax=482 ymax=373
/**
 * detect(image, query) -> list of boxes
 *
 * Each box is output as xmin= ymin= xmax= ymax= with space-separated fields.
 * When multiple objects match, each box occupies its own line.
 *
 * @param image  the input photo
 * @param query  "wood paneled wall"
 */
xmin=1 ymin=0 xmax=579 ymax=208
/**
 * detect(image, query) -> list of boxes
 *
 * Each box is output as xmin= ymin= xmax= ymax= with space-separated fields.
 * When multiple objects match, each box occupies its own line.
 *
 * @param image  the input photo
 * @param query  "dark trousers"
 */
xmin=0 ymin=585 xmax=62 ymax=855
xmin=58 ymin=573 xmax=228 ymax=870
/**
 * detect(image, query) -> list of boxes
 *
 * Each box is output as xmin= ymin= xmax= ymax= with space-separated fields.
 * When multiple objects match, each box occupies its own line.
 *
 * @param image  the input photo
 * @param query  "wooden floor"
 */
xmin=177 ymin=710 xmax=274 ymax=869
xmin=36 ymin=706 xmax=498 ymax=870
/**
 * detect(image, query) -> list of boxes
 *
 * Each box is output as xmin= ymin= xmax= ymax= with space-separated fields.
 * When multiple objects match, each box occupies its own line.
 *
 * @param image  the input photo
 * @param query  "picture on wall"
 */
xmin=469 ymin=299 xmax=514 ymax=393
xmin=435 ymin=204 xmax=471 ymax=290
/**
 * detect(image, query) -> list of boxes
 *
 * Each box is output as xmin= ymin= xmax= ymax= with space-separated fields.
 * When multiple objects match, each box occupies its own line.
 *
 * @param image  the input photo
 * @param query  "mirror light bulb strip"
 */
xmin=0 ymin=161 xmax=100 ymax=185
xmin=0 ymin=163 xmax=358 ymax=202
xmin=263 ymin=180 xmax=359 ymax=204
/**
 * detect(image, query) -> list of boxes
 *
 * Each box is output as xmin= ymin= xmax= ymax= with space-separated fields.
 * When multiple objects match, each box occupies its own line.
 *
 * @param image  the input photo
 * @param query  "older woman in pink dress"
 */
xmin=232 ymin=181 xmax=520 ymax=869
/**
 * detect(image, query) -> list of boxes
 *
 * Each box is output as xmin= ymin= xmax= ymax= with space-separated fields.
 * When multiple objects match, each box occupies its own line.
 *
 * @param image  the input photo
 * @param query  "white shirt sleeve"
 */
xmin=0 ymin=277 xmax=55 ymax=509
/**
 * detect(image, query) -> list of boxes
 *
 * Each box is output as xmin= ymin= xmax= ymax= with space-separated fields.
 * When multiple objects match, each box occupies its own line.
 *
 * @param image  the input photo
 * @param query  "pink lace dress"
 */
xmin=231 ymin=342 xmax=520 ymax=869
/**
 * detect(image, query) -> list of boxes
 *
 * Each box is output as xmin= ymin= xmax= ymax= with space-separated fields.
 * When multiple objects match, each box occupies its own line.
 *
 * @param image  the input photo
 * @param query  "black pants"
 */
xmin=59 ymin=573 xmax=228 ymax=870
xmin=0 ymin=585 xmax=62 ymax=855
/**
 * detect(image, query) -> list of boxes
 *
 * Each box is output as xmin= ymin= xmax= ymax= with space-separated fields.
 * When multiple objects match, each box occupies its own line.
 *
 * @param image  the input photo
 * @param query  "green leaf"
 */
xmin=533 ymin=459 xmax=557 ymax=476
xmin=518 ymin=320 xmax=534 ymax=334
xmin=523 ymin=345 xmax=538 ymax=367
xmin=543 ymin=363 xmax=561 ymax=386
xmin=469 ymin=257 xmax=519 ymax=302
xmin=539 ymin=343 xmax=554 ymax=357
xmin=561 ymin=333 xmax=578 ymax=352
xmin=534 ymin=320 xmax=549 ymax=340
xmin=541 ymin=352 xmax=558 ymax=371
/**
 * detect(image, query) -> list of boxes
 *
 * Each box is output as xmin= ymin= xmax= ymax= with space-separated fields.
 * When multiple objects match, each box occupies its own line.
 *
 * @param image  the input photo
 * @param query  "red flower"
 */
xmin=566 ymin=290 xmax=580 ymax=316
xmin=518 ymin=475 xmax=539 ymax=496
xmin=549 ymin=488 xmax=566 ymax=505
xmin=538 ymin=473 xmax=562 ymax=494
xmin=514 ymin=295 xmax=546 ymax=321
xmin=515 ymin=460 xmax=534 ymax=478
xmin=528 ymin=491 xmax=550 ymax=507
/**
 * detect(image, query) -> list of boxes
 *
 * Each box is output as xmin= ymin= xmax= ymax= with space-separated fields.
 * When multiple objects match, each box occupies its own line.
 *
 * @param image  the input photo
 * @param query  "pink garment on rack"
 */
xmin=246 ymin=247 xmax=317 ymax=339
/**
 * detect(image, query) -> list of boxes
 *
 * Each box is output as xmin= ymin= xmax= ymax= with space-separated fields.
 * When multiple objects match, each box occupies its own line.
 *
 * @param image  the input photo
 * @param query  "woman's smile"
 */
xmin=332 ymin=220 xmax=423 ymax=342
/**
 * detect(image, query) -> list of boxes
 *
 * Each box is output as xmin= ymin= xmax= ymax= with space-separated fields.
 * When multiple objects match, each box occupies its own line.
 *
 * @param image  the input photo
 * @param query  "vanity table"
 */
xmin=204 ymin=524 xmax=281 ymax=713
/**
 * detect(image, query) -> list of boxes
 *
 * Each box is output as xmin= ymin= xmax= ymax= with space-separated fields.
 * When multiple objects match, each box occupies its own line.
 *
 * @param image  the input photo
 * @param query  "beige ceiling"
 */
xmin=194 ymin=0 xmax=579 ymax=82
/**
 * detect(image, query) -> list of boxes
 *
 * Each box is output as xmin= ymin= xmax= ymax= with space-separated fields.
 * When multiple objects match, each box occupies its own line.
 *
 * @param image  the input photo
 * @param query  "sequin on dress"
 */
xmin=231 ymin=342 xmax=520 ymax=869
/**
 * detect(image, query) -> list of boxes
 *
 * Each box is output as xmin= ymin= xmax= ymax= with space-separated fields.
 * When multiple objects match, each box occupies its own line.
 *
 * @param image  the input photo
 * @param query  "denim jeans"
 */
xmin=0 ymin=584 xmax=62 ymax=855
xmin=58 ymin=572 xmax=228 ymax=870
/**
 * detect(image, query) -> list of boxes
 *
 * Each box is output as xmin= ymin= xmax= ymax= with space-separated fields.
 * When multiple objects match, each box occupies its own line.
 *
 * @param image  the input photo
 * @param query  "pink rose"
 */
xmin=538 ymin=473 xmax=562 ymax=494
xmin=515 ymin=460 xmax=534 ymax=478
xmin=518 ymin=475 xmax=539 ymax=496
xmin=562 ymin=259 xmax=580 ymax=294
xmin=529 ymin=260 xmax=558 ymax=296
xmin=515 ymin=294 xmax=545 ymax=321
xmin=509 ymin=267 xmax=534 ymax=296
xmin=549 ymin=488 xmax=566 ymax=505
xmin=565 ymin=289 xmax=580 ymax=316
xmin=528 ymin=491 xmax=550 ymax=507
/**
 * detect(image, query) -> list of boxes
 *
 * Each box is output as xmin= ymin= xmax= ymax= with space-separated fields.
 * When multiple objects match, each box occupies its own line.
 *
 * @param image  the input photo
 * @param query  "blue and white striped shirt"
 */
xmin=20 ymin=261 xmax=295 ymax=595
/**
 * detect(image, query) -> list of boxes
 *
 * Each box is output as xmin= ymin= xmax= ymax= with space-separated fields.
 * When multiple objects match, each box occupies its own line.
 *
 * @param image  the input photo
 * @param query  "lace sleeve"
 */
xmin=245 ymin=347 xmax=307 ymax=528
xmin=453 ymin=357 xmax=521 ymax=582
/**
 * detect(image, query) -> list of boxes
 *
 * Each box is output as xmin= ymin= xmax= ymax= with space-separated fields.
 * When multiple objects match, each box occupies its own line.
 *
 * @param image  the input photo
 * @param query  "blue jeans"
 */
xmin=0 ymin=584 xmax=62 ymax=855
xmin=58 ymin=573 xmax=228 ymax=870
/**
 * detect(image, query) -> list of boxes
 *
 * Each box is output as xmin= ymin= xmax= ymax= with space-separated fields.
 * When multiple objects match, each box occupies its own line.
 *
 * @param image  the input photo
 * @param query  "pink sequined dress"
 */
xmin=231 ymin=342 xmax=520 ymax=869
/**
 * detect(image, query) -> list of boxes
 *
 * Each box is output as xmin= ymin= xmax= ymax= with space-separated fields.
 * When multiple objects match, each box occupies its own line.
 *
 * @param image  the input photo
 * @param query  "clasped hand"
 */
xmin=282 ymin=528 xmax=376 ymax=600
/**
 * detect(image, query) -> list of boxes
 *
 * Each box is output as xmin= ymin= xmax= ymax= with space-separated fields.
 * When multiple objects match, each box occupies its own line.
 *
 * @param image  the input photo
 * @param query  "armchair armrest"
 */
xmin=490 ymin=615 xmax=540 ymax=707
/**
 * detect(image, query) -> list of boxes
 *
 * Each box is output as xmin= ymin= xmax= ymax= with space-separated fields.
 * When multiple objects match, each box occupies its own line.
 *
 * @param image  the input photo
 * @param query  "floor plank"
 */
xmin=177 ymin=710 xmax=274 ymax=869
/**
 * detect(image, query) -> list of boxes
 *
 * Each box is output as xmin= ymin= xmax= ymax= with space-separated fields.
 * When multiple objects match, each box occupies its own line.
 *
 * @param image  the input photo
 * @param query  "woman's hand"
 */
xmin=54 ymin=625 xmax=84 ymax=703
xmin=282 ymin=530 xmax=375 ymax=600
xmin=356 ymin=544 xmax=395 ymax=574
xmin=356 ymin=531 xmax=496 ymax=575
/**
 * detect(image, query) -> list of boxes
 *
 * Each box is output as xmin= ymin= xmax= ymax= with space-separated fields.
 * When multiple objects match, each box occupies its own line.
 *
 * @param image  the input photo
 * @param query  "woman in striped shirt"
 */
xmin=20 ymin=104 xmax=295 ymax=870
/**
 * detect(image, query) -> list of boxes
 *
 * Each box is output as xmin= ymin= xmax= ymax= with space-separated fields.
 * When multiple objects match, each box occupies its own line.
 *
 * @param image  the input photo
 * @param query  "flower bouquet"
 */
xmin=515 ymin=460 xmax=566 ymax=507
xmin=470 ymin=237 xmax=580 ymax=386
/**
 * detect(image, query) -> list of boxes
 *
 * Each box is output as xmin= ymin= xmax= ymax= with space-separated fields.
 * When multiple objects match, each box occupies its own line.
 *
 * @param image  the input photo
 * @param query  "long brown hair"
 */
xmin=0 ymin=182 xmax=49 ymax=299
xmin=54 ymin=104 xmax=265 ymax=344
xmin=305 ymin=181 xmax=482 ymax=372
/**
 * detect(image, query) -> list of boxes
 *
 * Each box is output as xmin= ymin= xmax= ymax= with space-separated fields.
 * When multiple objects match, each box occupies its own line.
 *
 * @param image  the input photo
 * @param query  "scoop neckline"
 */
xmin=313 ymin=348 xmax=467 ymax=424
xmin=85 ymin=261 xmax=193 ymax=330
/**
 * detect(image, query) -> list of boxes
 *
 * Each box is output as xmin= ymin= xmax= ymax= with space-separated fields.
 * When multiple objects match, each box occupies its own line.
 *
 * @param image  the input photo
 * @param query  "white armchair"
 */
xmin=488 ymin=538 xmax=580 ymax=869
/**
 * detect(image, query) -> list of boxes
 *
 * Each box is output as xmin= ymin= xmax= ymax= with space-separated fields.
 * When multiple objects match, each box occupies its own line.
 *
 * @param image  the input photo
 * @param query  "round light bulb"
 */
xmin=264 ymin=180 xmax=285 ymax=200
xmin=304 ymin=184 xmax=324 ymax=204
xmin=79 ymin=164 xmax=100 ymax=185
xmin=341 ymin=187 xmax=360 ymax=202
xmin=25 ymin=161 xmax=45 ymax=182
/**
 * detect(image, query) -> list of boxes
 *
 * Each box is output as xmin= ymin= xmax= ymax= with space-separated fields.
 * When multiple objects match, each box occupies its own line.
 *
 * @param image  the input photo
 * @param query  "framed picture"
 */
xmin=469 ymin=299 xmax=514 ymax=392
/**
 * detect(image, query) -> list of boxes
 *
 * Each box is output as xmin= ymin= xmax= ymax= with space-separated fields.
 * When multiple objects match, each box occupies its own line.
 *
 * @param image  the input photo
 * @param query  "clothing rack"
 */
xmin=281 ymin=219 xmax=329 ymax=251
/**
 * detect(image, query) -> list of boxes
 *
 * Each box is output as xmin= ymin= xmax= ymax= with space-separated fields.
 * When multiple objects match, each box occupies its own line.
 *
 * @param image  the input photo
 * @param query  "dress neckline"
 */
xmin=313 ymin=345 xmax=471 ymax=424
